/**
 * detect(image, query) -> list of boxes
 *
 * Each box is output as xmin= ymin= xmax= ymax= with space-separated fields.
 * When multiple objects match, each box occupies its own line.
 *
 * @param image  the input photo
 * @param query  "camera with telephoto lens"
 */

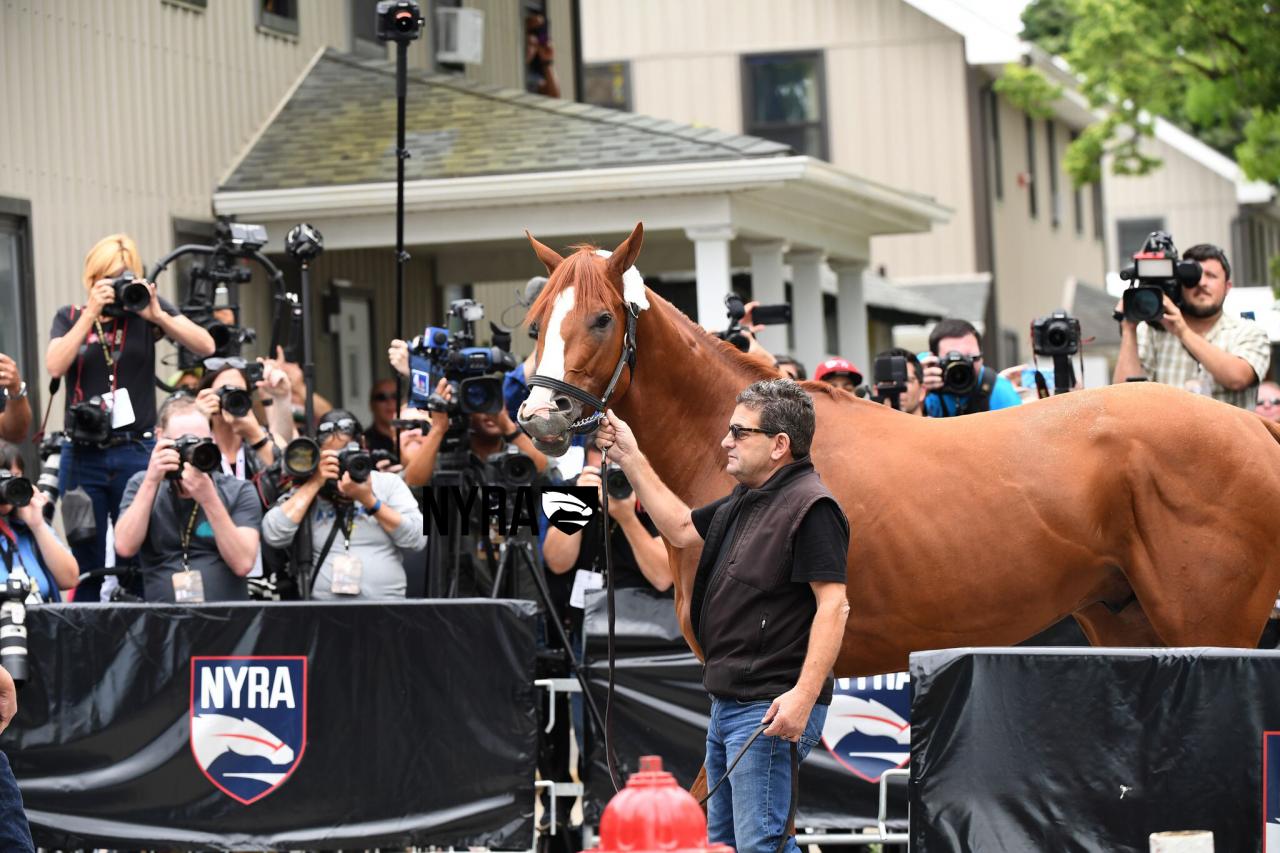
xmin=0 ymin=471 xmax=33 ymax=509
xmin=937 ymin=351 xmax=979 ymax=395
xmin=168 ymin=434 xmax=220 ymax=481
xmin=1119 ymin=231 xmax=1202 ymax=325
xmin=36 ymin=431 xmax=64 ymax=523
xmin=68 ymin=396 xmax=113 ymax=445
xmin=486 ymin=446 xmax=537 ymax=488
xmin=409 ymin=299 xmax=517 ymax=415
xmin=103 ymin=270 xmax=152 ymax=318
xmin=1031 ymin=311 xmax=1081 ymax=357
xmin=337 ymin=443 xmax=373 ymax=484
xmin=717 ymin=293 xmax=792 ymax=353
xmin=376 ymin=0 xmax=423 ymax=42
xmin=605 ymin=467 xmax=632 ymax=500
xmin=282 ymin=437 xmax=321 ymax=479
xmin=0 ymin=565 xmax=36 ymax=687
xmin=216 ymin=385 xmax=254 ymax=418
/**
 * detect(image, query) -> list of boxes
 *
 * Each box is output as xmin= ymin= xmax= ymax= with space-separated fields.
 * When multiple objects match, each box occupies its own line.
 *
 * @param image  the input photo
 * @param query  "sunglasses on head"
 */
xmin=727 ymin=424 xmax=777 ymax=441
xmin=317 ymin=418 xmax=359 ymax=437
xmin=1259 ymin=398 xmax=1280 ymax=407
xmin=204 ymin=357 xmax=248 ymax=371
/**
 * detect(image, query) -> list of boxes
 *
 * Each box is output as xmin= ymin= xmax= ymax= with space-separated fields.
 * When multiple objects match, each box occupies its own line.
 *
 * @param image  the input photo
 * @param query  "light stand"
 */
xmin=284 ymin=224 xmax=324 ymax=434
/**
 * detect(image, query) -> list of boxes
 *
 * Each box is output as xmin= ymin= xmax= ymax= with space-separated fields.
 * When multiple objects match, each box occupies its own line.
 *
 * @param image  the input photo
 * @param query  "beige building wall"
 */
xmin=581 ymin=0 xmax=977 ymax=280
xmin=988 ymin=95 xmax=1106 ymax=345
xmin=1104 ymin=135 xmax=1238 ymax=271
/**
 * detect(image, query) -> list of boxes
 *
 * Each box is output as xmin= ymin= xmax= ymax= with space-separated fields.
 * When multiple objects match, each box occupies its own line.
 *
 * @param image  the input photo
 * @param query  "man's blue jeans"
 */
xmin=705 ymin=697 xmax=828 ymax=853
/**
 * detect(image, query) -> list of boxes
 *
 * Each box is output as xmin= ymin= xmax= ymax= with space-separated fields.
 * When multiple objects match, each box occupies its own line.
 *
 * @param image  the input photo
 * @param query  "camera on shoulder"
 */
xmin=1119 ymin=231 xmax=1201 ymax=324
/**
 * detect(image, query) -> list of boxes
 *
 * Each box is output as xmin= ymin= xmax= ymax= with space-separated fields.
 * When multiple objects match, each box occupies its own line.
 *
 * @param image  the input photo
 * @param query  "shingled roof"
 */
xmin=221 ymin=50 xmax=792 ymax=192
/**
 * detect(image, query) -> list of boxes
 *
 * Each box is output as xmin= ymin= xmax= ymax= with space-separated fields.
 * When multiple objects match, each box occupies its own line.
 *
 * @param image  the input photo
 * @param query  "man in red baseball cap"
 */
xmin=813 ymin=357 xmax=863 ymax=393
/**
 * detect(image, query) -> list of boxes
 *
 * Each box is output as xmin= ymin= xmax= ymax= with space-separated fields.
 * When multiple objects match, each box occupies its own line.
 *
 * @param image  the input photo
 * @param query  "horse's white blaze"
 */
xmin=595 ymin=250 xmax=650 ymax=310
xmin=522 ymin=286 xmax=575 ymax=418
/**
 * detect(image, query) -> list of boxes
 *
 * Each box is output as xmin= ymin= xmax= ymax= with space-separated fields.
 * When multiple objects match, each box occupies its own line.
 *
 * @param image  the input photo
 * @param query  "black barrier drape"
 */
xmin=3 ymin=600 xmax=539 ymax=852
xmin=581 ymin=589 xmax=908 ymax=832
xmin=910 ymin=647 xmax=1280 ymax=853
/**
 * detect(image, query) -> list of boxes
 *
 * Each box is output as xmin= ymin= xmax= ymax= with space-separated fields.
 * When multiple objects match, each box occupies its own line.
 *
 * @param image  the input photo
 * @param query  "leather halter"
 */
xmin=527 ymin=302 xmax=640 ymax=434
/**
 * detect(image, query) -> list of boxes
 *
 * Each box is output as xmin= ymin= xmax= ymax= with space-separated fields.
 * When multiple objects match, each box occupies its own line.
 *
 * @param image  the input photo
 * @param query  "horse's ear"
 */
xmin=526 ymin=230 xmax=565 ymax=275
xmin=605 ymin=222 xmax=644 ymax=281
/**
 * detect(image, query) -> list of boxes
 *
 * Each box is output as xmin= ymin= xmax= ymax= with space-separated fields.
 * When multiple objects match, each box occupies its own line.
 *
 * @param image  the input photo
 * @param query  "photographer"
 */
xmin=814 ymin=357 xmax=863 ymax=393
xmin=262 ymin=410 xmax=425 ymax=600
xmin=195 ymin=361 xmax=288 ymax=475
xmin=115 ymin=396 xmax=261 ymax=602
xmin=0 ymin=356 xmax=31 ymax=442
xmin=45 ymin=234 xmax=215 ymax=598
xmin=1113 ymin=244 xmax=1269 ymax=410
xmin=920 ymin=319 xmax=1021 ymax=417
xmin=364 ymin=378 xmax=400 ymax=459
xmin=1257 ymin=381 xmax=1280 ymax=423
xmin=775 ymin=355 xmax=806 ymax=382
xmin=871 ymin=348 xmax=926 ymax=416
xmin=0 ymin=441 xmax=78 ymax=600
xmin=542 ymin=438 xmax=672 ymax=594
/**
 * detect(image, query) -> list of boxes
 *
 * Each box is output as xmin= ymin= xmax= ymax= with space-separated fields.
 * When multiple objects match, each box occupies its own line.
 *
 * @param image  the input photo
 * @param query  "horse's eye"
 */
xmin=594 ymin=313 xmax=613 ymax=329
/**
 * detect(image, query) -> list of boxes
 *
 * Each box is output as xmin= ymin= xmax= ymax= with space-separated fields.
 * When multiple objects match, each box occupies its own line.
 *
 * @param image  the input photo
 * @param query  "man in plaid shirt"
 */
xmin=1113 ymin=244 xmax=1270 ymax=411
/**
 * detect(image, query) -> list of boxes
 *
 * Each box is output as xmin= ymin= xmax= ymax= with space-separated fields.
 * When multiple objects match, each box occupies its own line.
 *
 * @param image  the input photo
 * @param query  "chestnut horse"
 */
xmin=518 ymin=223 xmax=1280 ymax=674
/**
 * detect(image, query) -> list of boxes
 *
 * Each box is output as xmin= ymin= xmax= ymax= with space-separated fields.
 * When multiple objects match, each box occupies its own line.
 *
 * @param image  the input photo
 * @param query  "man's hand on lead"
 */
xmin=596 ymin=409 xmax=639 ymax=469
xmin=761 ymin=686 xmax=815 ymax=742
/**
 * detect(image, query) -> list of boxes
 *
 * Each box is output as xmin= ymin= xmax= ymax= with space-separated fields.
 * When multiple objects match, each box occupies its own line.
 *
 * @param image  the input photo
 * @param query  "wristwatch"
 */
xmin=503 ymin=427 xmax=522 ymax=443
xmin=8 ymin=382 xmax=26 ymax=400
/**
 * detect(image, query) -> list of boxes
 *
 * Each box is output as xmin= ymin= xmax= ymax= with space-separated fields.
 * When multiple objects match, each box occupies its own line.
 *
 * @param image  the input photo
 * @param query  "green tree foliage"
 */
xmin=1018 ymin=0 xmax=1280 ymax=187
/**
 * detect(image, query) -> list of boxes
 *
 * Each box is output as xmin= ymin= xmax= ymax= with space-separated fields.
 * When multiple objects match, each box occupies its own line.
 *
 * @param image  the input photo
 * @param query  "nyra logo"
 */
xmin=821 ymin=672 xmax=911 ymax=784
xmin=423 ymin=485 xmax=598 ymax=536
xmin=189 ymin=656 xmax=307 ymax=805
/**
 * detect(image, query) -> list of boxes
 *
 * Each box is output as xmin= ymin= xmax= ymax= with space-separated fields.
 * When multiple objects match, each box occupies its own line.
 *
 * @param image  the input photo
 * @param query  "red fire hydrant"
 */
xmin=588 ymin=756 xmax=735 ymax=853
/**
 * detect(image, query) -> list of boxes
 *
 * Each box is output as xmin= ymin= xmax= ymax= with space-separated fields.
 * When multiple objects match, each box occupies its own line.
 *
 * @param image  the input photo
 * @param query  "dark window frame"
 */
xmin=1070 ymin=130 xmax=1083 ymax=235
xmin=1046 ymin=119 xmax=1060 ymax=229
xmin=0 ymin=198 xmax=40 ymax=433
xmin=161 ymin=0 xmax=207 ymax=11
xmin=987 ymin=86 xmax=1003 ymax=201
xmin=741 ymin=51 xmax=830 ymax=160
xmin=1025 ymin=114 xmax=1038 ymax=219
xmin=258 ymin=0 xmax=300 ymax=38
xmin=582 ymin=61 xmax=633 ymax=112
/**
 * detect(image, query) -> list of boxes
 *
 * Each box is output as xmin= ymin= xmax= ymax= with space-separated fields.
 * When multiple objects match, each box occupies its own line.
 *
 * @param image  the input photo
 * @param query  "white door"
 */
xmin=337 ymin=297 xmax=373 ymax=429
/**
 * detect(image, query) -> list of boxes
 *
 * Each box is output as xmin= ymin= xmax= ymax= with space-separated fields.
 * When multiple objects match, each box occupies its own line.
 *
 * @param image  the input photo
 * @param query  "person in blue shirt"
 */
xmin=0 ymin=442 xmax=78 ymax=602
xmin=919 ymin=318 xmax=1022 ymax=417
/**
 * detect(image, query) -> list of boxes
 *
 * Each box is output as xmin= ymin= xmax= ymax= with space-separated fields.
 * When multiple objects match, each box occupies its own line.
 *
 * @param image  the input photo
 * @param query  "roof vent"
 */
xmin=436 ymin=7 xmax=484 ymax=65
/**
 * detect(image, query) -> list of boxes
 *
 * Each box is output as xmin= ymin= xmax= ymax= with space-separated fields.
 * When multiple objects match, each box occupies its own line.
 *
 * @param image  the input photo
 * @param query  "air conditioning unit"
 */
xmin=436 ymin=7 xmax=484 ymax=65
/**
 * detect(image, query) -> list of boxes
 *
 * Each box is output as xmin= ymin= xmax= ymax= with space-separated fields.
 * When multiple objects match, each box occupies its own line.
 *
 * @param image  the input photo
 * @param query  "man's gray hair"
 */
xmin=736 ymin=379 xmax=816 ymax=458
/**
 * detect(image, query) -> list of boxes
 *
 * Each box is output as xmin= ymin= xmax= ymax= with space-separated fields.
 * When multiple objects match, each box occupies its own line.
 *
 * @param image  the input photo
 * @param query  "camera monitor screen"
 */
xmin=1136 ymin=258 xmax=1174 ymax=278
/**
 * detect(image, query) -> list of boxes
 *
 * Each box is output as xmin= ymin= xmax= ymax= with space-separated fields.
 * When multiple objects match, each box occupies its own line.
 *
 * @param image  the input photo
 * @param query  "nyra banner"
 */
xmin=3 ymin=601 xmax=539 ymax=851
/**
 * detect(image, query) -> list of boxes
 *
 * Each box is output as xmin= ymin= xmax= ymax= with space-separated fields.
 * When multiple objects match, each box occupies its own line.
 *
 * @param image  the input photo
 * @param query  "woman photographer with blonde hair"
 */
xmin=46 ymin=233 xmax=214 ymax=600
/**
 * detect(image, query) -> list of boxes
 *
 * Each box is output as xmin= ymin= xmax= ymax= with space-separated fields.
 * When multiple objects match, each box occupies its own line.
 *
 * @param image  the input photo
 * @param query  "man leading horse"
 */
xmin=596 ymin=380 xmax=848 ymax=853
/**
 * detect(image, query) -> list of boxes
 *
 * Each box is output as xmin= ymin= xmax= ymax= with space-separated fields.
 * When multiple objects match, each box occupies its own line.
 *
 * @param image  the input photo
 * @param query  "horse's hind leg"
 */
xmin=1072 ymin=597 xmax=1164 ymax=647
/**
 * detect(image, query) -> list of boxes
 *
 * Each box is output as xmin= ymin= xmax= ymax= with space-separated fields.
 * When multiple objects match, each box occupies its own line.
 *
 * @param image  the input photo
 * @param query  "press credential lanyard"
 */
xmin=173 ymin=504 xmax=205 ymax=603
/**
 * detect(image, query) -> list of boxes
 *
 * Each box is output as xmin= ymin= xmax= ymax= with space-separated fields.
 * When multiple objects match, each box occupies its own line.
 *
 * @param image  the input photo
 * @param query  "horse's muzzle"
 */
xmin=517 ymin=408 xmax=574 ymax=457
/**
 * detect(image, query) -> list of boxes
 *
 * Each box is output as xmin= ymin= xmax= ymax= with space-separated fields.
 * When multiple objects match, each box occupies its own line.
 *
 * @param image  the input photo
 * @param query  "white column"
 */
xmin=789 ymin=249 xmax=826 ymax=376
xmin=832 ymin=258 xmax=870 ymax=374
xmin=686 ymin=225 xmax=737 ymax=328
xmin=745 ymin=240 xmax=788 ymax=353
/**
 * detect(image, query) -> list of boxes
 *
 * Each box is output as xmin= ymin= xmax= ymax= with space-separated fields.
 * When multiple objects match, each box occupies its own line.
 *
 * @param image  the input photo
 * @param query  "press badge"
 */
xmin=172 ymin=569 xmax=205 ymax=603
xmin=330 ymin=554 xmax=363 ymax=595
xmin=569 ymin=569 xmax=604 ymax=609
xmin=104 ymin=388 xmax=136 ymax=429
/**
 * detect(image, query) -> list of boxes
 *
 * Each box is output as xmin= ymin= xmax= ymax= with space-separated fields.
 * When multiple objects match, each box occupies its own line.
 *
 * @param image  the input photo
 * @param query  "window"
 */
xmin=1117 ymin=217 xmax=1165 ymax=269
xmin=742 ymin=52 xmax=828 ymax=159
xmin=1070 ymin=131 xmax=1083 ymax=235
xmin=259 ymin=0 xmax=299 ymax=37
xmin=1025 ymin=115 xmax=1037 ymax=219
xmin=0 ymin=200 xmax=37 ymax=416
xmin=1091 ymin=181 xmax=1105 ymax=241
xmin=162 ymin=0 xmax=207 ymax=10
xmin=1046 ymin=120 xmax=1060 ymax=229
xmin=351 ymin=0 xmax=384 ymax=58
xmin=583 ymin=62 xmax=632 ymax=112
xmin=823 ymin=293 xmax=838 ymax=356
xmin=987 ymin=86 xmax=1003 ymax=201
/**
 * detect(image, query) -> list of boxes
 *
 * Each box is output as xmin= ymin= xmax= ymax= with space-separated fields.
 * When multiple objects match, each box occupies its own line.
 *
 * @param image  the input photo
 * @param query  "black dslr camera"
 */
xmin=216 ymin=385 xmax=254 ymax=418
xmin=1119 ymin=231 xmax=1202 ymax=324
xmin=0 ymin=471 xmax=33 ymax=508
xmin=605 ymin=467 xmax=632 ymax=500
xmin=103 ymin=270 xmax=151 ymax=317
xmin=168 ymin=435 xmax=220 ymax=481
xmin=938 ymin=351 xmax=979 ymax=395
xmin=717 ymin=294 xmax=791 ymax=353
xmin=486 ymin=446 xmax=537 ymax=488
xmin=68 ymin=396 xmax=113 ymax=445
xmin=1031 ymin=311 xmax=1081 ymax=357
xmin=375 ymin=0 xmax=423 ymax=42
xmin=337 ymin=443 xmax=373 ymax=484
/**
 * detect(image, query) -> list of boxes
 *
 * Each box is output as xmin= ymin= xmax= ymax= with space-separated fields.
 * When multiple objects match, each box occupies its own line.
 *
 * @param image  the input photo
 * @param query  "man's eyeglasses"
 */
xmin=317 ymin=418 xmax=359 ymax=437
xmin=727 ymin=424 xmax=777 ymax=441
xmin=371 ymin=393 xmax=397 ymax=403
xmin=1258 ymin=398 xmax=1280 ymax=407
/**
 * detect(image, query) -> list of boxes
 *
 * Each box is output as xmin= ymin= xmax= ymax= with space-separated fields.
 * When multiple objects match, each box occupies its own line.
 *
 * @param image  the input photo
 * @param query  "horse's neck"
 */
xmin=613 ymin=301 xmax=757 ymax=506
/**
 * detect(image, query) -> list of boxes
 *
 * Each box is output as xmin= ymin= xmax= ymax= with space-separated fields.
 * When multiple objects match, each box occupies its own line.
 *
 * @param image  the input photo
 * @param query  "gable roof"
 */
xmin=220 ymin=50 xmax=791 ymax=193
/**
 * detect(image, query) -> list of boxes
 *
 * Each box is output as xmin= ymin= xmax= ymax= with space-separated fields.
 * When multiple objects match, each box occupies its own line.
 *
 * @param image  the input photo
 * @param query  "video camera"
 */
xmin=1031 ymin=311 xmax=1081 ymax=357
xmin=1119 ymin=231 xmax=1202 ymax=324
xmin=408 ymin=299 xmax=517 ymax=416
xmin=717 ymin=294 xmax=791 ymax=352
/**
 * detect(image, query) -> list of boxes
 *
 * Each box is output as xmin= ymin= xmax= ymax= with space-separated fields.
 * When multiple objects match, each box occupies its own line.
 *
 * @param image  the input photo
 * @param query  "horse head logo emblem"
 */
xmin=190 ymin=656 xmax=307 ymax=805
xmin=541 ymin=487 xmax=596 ymax=535
xmin=822 ymin=675 xmax=911 ymax=784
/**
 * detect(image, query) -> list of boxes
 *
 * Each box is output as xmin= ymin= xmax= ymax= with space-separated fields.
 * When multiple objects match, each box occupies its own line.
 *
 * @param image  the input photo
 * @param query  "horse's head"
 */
xmin=518 ymin=222 xmax=647 ymax=456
